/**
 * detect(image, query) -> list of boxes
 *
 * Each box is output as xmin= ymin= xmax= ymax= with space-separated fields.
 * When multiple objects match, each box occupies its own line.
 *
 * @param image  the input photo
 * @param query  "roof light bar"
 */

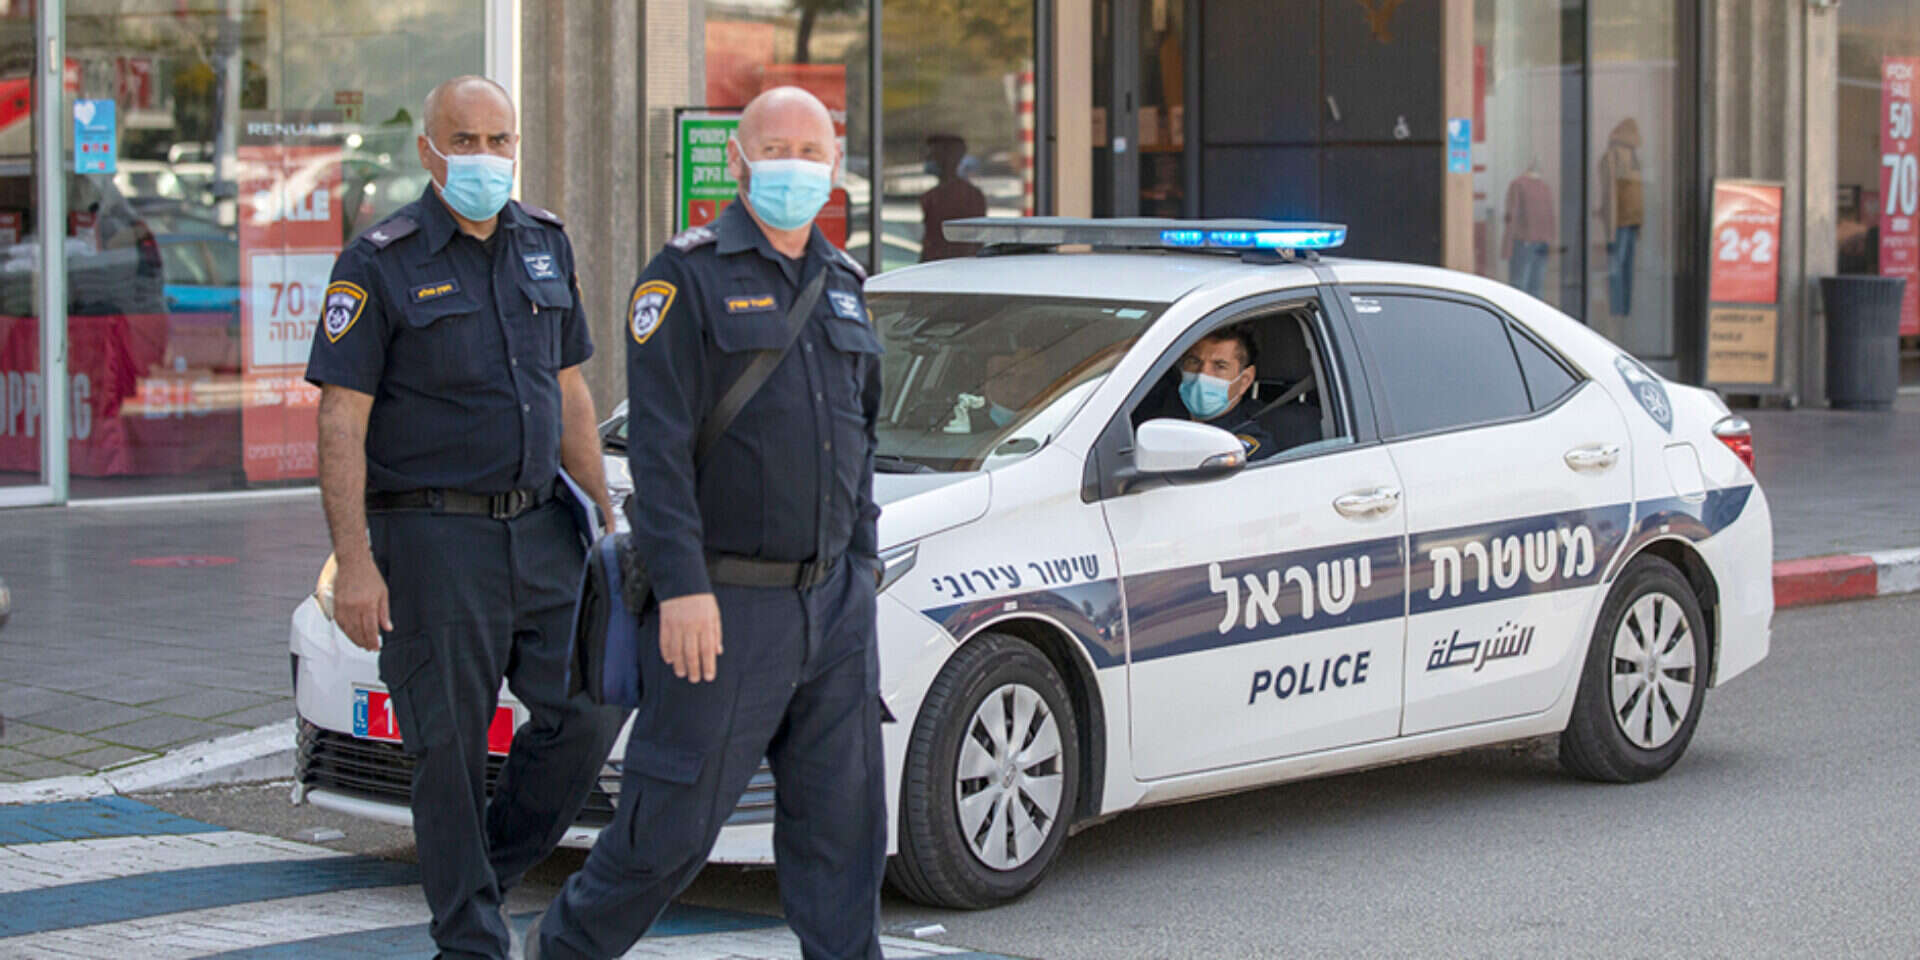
xmin=945 ymin=217 xmax=1349 ymax=254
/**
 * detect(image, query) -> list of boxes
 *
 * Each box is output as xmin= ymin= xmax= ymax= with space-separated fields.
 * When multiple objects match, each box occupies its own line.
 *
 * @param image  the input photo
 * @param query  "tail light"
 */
xmin=1712 ymin=415 xmax=1754 ymax=471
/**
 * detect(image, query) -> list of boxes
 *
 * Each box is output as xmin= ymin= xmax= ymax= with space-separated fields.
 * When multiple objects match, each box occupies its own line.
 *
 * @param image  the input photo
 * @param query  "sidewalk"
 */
xmin=1 ymin=393 xmax=1915 ymax=784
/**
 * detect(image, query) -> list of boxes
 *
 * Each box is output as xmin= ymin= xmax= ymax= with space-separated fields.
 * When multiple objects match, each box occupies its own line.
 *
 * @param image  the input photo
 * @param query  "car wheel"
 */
xmin=888 ymin=632 xmax=1080 ymax=909
xmin=1560 ymin=555 xmax=1708 ymax=783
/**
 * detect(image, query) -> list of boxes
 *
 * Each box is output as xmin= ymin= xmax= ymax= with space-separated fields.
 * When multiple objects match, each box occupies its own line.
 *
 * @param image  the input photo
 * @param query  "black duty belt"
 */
xmin=365 ymin=485 xmax=553 ymax=520
xmin=707 ymin=553 xmax=838 ymax=590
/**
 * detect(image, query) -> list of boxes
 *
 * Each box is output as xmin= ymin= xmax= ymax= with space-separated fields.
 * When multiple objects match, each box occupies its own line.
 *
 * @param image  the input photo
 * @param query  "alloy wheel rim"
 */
xmin=954 ymin=682 xmax=1066 ymax=871
xmin=1608 ymin=591 xmax=1697 ymax=749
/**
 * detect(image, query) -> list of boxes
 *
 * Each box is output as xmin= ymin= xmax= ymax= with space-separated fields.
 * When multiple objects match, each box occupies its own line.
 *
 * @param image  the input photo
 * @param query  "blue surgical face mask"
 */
xmin=1179 ymin=370 xmax=1234 ymax=420
xmin=427 ymin=137 xmax=515 ymax=222
xmin=987 ymin=401 xmax=1018 ymax=427
xmin=735 ymin=139 xmax=834 ymax=231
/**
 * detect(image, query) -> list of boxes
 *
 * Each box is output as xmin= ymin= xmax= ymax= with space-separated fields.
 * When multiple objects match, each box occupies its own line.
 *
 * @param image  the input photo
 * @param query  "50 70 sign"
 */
xmin=1881 ymin=57 xmax=1920 ymax=336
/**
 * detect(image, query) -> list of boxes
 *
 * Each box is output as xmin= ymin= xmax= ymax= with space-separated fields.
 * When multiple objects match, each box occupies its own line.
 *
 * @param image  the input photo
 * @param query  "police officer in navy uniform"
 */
xmin=305 ymin=76 xmax=622 ymax=960
xmin=528 ymin=86 xmax=886 ymax=960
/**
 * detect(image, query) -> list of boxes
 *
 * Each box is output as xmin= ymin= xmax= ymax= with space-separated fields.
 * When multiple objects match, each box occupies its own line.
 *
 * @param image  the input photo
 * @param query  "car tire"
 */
xmin=1560 ymin=555 xmax=1708 ymax=783
xmin=888 ymin=632 xmax=1080 ymax=909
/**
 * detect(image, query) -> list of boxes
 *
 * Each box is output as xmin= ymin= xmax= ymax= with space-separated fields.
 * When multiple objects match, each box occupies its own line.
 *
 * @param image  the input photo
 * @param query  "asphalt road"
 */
xmin=146 ymin=594 xmax=1920 ymax=958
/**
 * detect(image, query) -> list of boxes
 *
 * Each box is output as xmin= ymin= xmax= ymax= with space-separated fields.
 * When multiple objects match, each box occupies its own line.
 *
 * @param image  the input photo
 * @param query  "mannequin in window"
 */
xmin=919 ymin=133 xmax=987 ymax=262
xmin=1596 ymin=118 xmax=1644 ymax=317
xmin=1502 ymin=159 xmax=1555 ymax=299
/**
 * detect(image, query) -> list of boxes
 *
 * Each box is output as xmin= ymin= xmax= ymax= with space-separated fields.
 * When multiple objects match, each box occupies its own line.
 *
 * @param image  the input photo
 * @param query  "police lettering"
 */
xmin=1247 ymin=650 xmax=1371 ymax=704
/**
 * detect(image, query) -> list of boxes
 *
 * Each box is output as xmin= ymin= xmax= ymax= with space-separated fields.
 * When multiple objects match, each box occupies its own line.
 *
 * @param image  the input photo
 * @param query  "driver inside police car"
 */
xmin=1171 ymin=323 xmax=1276 ymax=462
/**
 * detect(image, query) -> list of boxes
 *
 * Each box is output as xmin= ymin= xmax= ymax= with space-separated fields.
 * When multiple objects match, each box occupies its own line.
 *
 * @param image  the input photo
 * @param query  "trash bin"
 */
xmin=1818 ymin=274 xmax=1905 ymax=411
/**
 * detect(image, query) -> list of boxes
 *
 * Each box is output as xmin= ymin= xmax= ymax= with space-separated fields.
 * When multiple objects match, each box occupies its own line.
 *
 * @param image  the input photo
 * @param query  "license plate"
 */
xmin=353 ymin=687 xmax=518 ymax=755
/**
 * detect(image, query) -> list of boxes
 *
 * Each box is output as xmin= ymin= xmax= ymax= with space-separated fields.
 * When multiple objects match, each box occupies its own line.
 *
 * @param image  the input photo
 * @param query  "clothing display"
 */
xmin=1502 ymin=169 xmax=1556 ymax=299
xmin=1597 ymin=119 xmax=1645 ymax=317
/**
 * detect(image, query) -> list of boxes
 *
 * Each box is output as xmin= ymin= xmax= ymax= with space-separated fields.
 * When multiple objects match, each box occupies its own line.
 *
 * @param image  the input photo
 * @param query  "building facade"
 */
xmin=0 ymin=0 xmax=1906 ymax=506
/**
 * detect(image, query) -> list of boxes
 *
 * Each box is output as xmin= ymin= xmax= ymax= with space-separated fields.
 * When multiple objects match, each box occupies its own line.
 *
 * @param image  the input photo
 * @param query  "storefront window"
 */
xmin=1838 ymin=0 xmax=1920 ymax=367
xmin=880 ymin=0 xmax=1034 ymax=267
xmin=688 ymin=0 xmax=873 ymax=267
xmin=0 ymin=5 xmax=44 ymax=491
xmin=1588 ymin=0 xmax=1687 ymax=362
xmin=1473 ymin=0 xmax=1584 ymax=315
xmin=25 ymin=0 xmax=484 ymax=498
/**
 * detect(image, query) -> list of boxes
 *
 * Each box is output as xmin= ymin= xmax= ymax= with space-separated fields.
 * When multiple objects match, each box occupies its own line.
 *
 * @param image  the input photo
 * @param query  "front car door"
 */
xmin=1335 ymin=281 xmax=1634 ymax=736
xmin=1092 ymin=291 xmax=1409 ymax=781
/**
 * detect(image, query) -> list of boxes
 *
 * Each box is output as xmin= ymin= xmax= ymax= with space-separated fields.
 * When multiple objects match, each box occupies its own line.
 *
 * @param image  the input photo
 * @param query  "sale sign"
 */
xmin=238 ymin=115 xmax=344 ymax=483
xmin=1880 ymin=56 xmax=1920 ymax=336
xmin=1708 ymin=182 xmax=1782 ymax=304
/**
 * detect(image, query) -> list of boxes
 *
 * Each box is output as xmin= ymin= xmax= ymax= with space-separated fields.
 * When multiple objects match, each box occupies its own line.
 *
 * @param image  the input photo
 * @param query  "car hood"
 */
xmin=875 ymin=472 xmax=990 ymax=550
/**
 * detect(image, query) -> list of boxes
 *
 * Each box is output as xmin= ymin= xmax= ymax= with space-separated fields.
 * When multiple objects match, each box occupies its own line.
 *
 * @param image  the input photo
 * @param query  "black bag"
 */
xmin=568 ymin=269 xmax=830 ymax=707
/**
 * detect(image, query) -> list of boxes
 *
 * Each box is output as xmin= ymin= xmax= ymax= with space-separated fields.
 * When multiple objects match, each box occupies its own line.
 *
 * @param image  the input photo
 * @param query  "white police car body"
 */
xmin=288 ymin=219 xmax=1771 ymax=909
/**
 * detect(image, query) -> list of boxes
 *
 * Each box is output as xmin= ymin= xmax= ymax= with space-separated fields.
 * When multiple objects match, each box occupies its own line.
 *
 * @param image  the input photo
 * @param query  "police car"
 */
xmin=288 ymin=218 xmax=1771 ymax=910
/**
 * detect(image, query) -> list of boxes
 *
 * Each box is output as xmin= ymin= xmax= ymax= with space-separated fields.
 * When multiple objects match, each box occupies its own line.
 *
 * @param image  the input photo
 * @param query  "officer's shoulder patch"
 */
xmin=323 ymin=281 xmax=369 ymax=343
xmin=630 ymin=279 xmax=677 ymax=345
xmin=667 ymin=225 xmax=718 ymax=253
xmin=360 ymin=215 xmax=417 ymax=250
xmin=834 ymin=246 xmax=868 ymax=280
xmin=517 ymin=201 xmax=564 ymax=227
xmin=1236 ymin=433 xmax=1261 ymax=456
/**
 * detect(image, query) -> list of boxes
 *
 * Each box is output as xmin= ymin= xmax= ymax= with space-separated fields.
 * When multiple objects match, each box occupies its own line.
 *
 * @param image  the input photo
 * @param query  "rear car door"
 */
xmin=1337 ymin=286 xmax=1634 ymax=736
xmin=1091 ymin=292 xmax=1409 ymax=781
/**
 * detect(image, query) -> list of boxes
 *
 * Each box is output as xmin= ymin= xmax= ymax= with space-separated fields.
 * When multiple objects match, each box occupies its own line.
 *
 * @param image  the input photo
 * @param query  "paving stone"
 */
xmin=61 ymin=744 xmax=156 ymax=771
xmin=20 ymin=700 xmax=154 ymax=735
xmin=90 ymin=714 xmax=241 ymax=751
xmin=0 ymin=719 xmax=55 ymax=747
xmin=213 ymin=700 xmax=295 ymax=730
xmin=15 ymin=733 xmax=103 ymax=760
xmin=0 ymin=746 xmax=41 ymax=768
xmin=81 ymin=677 xmax=203 ymax=707
xmin=0 ymin=687 xmax=89 ymax=720
xmin=150 ymin=688 xmax=280 ymax=719
xmin=8 ymin=757 xmax=89 ymax=779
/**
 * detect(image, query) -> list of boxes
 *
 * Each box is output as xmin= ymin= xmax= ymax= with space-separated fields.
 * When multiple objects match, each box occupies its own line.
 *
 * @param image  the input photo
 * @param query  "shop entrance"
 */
xmin=1093 ymin=0 xmax=1445 ymax=265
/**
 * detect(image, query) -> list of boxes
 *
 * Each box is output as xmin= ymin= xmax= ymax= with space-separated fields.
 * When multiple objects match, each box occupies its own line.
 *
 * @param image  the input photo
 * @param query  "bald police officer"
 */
xmin=306 ymin=76 xmax=622 ymax=960
xmin=527 ymin=86 xmax=886 ymax=960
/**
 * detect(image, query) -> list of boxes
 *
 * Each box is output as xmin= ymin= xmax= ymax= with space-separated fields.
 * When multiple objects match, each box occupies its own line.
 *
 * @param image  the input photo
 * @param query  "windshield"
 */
xmin=869 ymin=290 xmax=1166 ymax=473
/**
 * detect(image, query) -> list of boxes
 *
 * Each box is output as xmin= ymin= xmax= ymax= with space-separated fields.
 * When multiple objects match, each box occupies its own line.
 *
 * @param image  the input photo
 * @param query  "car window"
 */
xmin=868 ymin=291 xmax=1166 ymax=473
xmin=1349 ymin=293 xmax=1531 ymax=437
xmin=1508 ymin=325 xmax=1580 ymax=410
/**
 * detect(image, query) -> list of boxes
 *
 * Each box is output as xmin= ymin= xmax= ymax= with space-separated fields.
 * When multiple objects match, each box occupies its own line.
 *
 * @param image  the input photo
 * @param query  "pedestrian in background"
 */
xmin=527 ymin=85 xmax=887 ymax=960
xmin=305 ymin=74 xmax=623 ymax=960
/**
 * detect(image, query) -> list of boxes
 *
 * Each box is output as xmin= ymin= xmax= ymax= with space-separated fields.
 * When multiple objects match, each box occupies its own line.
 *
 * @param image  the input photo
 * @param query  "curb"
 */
xmin=0 ymin=719 xmax=295 ymax=806
xmin=1774 ymin=548 xmax=1920 ymax=609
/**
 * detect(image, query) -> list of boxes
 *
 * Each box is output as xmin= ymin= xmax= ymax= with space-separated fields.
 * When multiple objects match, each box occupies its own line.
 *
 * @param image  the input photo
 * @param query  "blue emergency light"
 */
xmin=944 ymin=217 xmax=1348 ymax=257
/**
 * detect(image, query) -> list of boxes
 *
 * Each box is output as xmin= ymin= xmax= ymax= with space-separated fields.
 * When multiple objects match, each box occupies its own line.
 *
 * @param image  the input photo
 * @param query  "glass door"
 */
xmin=1093 ymin=0 xmax=1188 ymax=218
xmin=0 ymin=0 xmax=59 ymax=505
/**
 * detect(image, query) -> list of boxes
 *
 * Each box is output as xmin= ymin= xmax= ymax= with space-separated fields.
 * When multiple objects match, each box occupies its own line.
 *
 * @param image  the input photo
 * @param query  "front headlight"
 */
xmin=315 ymin=554 xmax=338 ymax=621
xmin=877 ymin=542 xmax=918 ymax=594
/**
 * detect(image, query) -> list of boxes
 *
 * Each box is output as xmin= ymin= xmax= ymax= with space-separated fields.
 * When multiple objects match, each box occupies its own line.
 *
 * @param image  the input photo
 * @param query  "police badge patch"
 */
xmin=523 ymin=252 xmax=559 ymax=280
xmin=323 ymin=281 xmax=368 ymax=343
xmin=630 ymin=280 xmax=676 ymax=345
xmin=827 ymin=290 xmax=862 ymax=321
xmin=1613 ymin=355 xmax=1673 ymax=433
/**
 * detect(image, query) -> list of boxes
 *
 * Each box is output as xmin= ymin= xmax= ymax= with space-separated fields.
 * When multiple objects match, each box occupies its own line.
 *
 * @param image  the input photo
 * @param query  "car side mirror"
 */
xmin=1133 ymin=418 xmax=1247 ymax=478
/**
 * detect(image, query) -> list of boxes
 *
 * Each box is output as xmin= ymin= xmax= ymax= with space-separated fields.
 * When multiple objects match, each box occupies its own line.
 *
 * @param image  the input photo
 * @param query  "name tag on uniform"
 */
xmin=412 ymin=278 xmax=460 ymax=302
xmin=725 ymin=294 xmax=777 ymax=314
xmin=523 ymin=252 xmax=560 ymax=280
xmin=828 ymin=290 xmax=862 ymax=321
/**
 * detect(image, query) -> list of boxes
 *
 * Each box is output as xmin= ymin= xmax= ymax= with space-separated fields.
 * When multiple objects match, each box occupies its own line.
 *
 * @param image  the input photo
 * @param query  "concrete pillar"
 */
xmin=1802 ymin=3 xmax=1839 ymax=406
xmin=1053 ymin=0 xmax=1093 ymax=218
xmin=1442 ymin=0 xmax=1472 ymax=272
xmin=518 ymin=0 xmax=645 ymax=410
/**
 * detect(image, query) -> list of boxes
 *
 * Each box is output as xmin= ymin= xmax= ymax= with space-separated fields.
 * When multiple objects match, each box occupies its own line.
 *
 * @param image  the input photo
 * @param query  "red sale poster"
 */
xmin=238 ymin=117 xmax=342 ymax=483
xmin=1708 ymin=182 xmax=1782 ymax=304
xmin=1880 ymin=56 xmax=1920 ymax=336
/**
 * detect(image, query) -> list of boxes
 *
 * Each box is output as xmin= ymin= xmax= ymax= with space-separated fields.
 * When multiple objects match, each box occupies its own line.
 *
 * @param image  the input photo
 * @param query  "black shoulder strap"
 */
xmin=694 ymin=268 xmax=829 ymax=470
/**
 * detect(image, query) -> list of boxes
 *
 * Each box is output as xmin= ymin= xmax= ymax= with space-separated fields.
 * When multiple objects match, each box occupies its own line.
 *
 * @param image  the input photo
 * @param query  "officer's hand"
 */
xmin=334 ymin=557 xmax=393 ymax=652
xmin=659 ymin=593 xmax=723 ymax=683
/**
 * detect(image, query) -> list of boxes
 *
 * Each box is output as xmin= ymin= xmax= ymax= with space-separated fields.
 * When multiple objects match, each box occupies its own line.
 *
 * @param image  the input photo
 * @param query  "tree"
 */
xmin=793 ymin=0 xmax=862 ymax=64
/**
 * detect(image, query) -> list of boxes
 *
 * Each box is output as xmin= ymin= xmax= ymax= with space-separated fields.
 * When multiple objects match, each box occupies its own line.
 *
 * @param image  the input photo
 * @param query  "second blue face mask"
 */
xmin=1179 ymin=371 xmax=1234 ymax=419
xmin=736 ymin=141 xmax=834 ymax=231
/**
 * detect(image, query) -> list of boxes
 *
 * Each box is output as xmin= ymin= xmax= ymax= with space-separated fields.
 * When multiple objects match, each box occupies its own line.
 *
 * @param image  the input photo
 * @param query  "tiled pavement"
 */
xmin=0 ymin=494 xmax=327 ymax=782
xmin=0 ymin=796 xmax=1011 ymax=959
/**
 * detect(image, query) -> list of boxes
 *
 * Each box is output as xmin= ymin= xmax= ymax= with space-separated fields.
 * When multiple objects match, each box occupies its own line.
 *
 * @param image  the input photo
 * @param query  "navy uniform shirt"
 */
xmin=624 ymin=201 xmax=882 ymax=601
xmin=305 ymin=185 xmax=591 ymax=494
xmin=1209 ymin=402 xmax=1277 ymax=463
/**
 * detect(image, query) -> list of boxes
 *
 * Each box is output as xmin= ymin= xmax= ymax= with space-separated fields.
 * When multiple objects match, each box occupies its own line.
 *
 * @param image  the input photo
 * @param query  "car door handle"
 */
xmin=1563 ymin=443 xmax=1621 ymax=472
xmin=1334 ymin=486 xmax=1400 ymax=519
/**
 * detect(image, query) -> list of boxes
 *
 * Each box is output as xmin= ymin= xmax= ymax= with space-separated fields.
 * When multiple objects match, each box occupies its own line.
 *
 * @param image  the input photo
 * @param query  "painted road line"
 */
xmin=0 ymin=795 xmax=221 ymax=843
xmin=0 ymin=831 xmax=329 ymax=893
xmin=195 ymin=903 xmax=785 ymax=959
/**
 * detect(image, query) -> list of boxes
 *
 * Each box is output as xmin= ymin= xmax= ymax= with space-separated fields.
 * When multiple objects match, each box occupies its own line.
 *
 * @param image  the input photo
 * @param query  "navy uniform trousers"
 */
xmin=371 ymin=498 xmax=623 ymax=959
xmin=535 ymin=556 xmax=886 ymax=960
